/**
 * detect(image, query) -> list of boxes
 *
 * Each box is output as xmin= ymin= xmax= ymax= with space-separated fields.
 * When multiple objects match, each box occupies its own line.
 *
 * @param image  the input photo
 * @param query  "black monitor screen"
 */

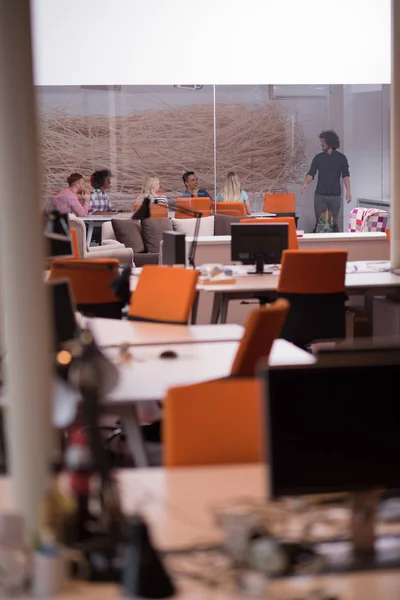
xmin=265 ymin=363 xmax=400 ymax=498
xmin=49 ymin=280 xmax=77 ymax=349
xmin=231 ymin=223 xmax=288 ymax=265
xmin=45 ymin=211 xmax=70 ymax=237
xmin=46 ymin=233 xmax=73 ymax=259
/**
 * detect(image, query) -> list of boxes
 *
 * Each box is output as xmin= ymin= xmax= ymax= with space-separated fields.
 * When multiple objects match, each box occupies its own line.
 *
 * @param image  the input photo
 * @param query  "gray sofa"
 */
xmin=102 ymin=214 xmax=242 ymax=266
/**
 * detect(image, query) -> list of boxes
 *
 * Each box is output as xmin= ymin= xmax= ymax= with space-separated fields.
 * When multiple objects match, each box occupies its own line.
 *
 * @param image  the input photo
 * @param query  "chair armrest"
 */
xmin=101 ymin=240 xmax=125 ymax=247
xmin=87 ymin=246 xmax=135 ymax=267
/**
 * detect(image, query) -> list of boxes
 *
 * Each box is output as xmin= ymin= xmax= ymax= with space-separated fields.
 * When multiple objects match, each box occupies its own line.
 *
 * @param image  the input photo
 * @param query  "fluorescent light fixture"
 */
xmin=270 ymin=85 xmax=330 ymax=98
xmin=174 ymin=85 xmax=204 ymax=90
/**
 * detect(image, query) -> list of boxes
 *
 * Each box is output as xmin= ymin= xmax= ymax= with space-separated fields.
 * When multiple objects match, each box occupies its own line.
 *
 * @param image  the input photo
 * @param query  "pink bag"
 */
xmin=348 ymin=207 xmax=388 ymax=232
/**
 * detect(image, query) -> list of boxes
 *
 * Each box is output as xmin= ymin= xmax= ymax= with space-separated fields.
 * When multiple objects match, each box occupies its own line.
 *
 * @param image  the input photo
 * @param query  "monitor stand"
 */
xmin=311 ymin=490 xmax=400 ymax=573
xmin=351 ymin=490 xmax=379 ymax=559
xmin=247 ymin=254 xmax=270 ymax=275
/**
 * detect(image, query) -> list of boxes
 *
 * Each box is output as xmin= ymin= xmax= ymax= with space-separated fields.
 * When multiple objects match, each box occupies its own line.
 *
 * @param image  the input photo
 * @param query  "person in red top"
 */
xmin=48 ymin=173 xmax=91 ymax=217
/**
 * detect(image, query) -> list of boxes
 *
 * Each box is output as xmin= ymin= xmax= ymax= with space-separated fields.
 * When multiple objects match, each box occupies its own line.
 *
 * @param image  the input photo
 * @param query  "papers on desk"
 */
xmin=346 ymin=261 xmax=391 ymax=274
xmin=223 ymin=264 xmax=281 ymax=276
xmin=199 ymin=275 xmax=237 ymax=285
xmin=197 ymin=263 xmax=280 ymax=279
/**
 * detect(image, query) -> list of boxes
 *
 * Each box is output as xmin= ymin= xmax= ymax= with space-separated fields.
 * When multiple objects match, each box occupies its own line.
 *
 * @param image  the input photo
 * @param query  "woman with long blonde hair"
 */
xmin=134 ymin=175 xmax=168 ymax=207
xmin=216 ymin=171 xmax=251 ymax=214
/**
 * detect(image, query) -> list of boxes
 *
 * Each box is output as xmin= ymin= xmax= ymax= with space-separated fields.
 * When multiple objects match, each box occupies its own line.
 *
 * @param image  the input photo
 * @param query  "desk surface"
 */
xmin=117 ymin=465 xmax=400 ymax=599
xmin=131 ymin=261 xmax=399 ymax=295
xmin=104 ymin=338 xmax=314 ymax=405
xmin=87 ymin=320 xmax=244 ymax=347
xmin=196 ymin=261 xmax=400 ymax=293
xmin=82 ymin=213 xmax=131 ymax=221
xmin=2 ymin=464 xmax=400 ymax=598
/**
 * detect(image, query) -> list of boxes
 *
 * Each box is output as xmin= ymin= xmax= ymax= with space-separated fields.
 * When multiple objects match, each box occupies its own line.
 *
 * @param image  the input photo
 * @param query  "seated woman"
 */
xmin=90 ymin=169 xmax=118 ymax=214
xmin=216 ymin=171 xmax=251 ymax=215
xmin=48 ymin=173 xmax=91 ymax=217
xmin=134 ymin=176 xmax=168 ymax=209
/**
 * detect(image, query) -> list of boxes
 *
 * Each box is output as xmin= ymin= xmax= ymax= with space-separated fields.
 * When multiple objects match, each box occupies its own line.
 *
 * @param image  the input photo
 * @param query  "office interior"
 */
xmin=1 ymin=0 xmax=400 ymax=598
xmin=38 ymin=84 xmax=390 ymax=233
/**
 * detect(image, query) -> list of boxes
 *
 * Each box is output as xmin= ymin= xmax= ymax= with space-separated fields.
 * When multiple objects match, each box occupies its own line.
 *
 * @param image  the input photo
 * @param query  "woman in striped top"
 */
xmin=134 ymin=176 xmax=168 ymax=208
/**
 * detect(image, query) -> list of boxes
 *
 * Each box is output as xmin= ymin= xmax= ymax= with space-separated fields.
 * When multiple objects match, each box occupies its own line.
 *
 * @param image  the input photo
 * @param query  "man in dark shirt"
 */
xmin=301 ymin=130 xmax=351 ymax=231
xmin=182 ymin=171 xmax=212 ymax=198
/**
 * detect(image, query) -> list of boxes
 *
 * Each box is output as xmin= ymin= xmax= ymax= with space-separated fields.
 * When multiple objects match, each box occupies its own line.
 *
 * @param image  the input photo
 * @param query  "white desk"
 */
xmin=87 ymin=319 xmax=244 ymax=347
xmin=115 ymin=464 xmax=400 ymax=600
xmin=194 ymin=261 xmax=400 ymax=324
xmin=1 ymin=337 xmax=312 ymax=470
xmin=104 ymin=338 xmax=314 ymax=406
xmin=82 ymin=213 xmax=131 ymax=246
xmin=130 ymin=261 xmax=400 ymax=324
xmin=3 ymin=464 xmax=400 ymax=598
xmin=102 ymin=338 xmax=314 ymax=468
xmin=189 ymin=233 xmax=389 ymax=274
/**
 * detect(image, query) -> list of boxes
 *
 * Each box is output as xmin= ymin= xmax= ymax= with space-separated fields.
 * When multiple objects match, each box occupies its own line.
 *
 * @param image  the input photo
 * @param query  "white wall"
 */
xmin=340 ymin=85 xmax=390 ymax=227
xmin=31 ymin=0 xmax=390 ymax=86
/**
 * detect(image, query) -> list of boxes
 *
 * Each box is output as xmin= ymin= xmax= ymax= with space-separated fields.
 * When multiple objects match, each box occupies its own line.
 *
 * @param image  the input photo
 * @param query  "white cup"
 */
xmin=32 ymin=550 xmax=65 ymax=597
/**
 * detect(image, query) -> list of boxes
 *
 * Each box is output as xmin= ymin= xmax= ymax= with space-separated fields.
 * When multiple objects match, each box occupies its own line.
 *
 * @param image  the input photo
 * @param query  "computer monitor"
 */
xmin=231 ymin=223 xmax=288 ymax=274
xmin=45 ymin=233 xmax=73 ymax=259
xmin=48 ymin=280 xmax=78 ymax=350
xmin=264 ymin=352 xmax=400 ymax=567
xmin=265 ymin=359 xmax=400 ymax=500
xmin=45 ymin=211 xmax=70 ymax=237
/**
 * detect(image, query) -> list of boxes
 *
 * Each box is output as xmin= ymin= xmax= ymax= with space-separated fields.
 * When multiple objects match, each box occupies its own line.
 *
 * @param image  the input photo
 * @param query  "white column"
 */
xmin=0 ymin=1 xmax=53 ymax=535
xmin=391 ymin=0 xmax=400 ymax=268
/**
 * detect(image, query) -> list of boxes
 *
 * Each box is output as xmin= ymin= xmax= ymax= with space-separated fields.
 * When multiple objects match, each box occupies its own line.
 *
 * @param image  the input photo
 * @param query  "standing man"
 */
xmin=182 ymin=171 xmax=212 ymax=198
xmin=301 ymin=130 xmax=351 ymax=231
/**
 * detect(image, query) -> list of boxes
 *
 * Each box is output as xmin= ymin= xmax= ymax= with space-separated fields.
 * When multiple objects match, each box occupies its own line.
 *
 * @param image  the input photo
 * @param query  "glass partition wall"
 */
xmin=36 ymin=84 xmax=390 ymax=232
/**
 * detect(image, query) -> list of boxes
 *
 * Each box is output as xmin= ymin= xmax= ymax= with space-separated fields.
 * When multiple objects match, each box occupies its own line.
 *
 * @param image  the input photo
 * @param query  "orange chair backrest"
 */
xmin=150 ymin=203 xmax=168 ymax=218
xmin=175 ymin=197 xmax=211 ymax=218
xmin=278 ymin=250 xmax=347 ymax=294
xmin=240 ymin=217 xmax=298 ymax=250
xmin=263 ymin=193 xmax=296 ymax=214
xmin=386 ymin=228 xmax=390 ymax=243
xmin=215 ymin=202 xmax=247 ymax=217
xmin=164 ymin=378 xmax=263 ymax=467
xmin=230 ymin=299 xmax=290 ymax=377
xmin=70 ymin=228 xmax=81 ymax=258
xmin=49 ymin=258 xmax=120 ymax=304
xmin=132 ymin=201 xmax=169 ymax=218
xmin=128 ymin=265 xmax=199 ymax=324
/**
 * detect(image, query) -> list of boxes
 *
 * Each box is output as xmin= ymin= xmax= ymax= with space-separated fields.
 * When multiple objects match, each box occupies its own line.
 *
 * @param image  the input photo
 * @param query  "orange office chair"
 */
xmin=386 ymin=228 xmax=391 ymax=243
xmin=70 ymin=228 xmax=81 ymax=258
xmin=45 ymin=228 xmax=80 ymax=269
xmin=240 ymin=217 xmax=299 ymax=250
xmin=175 ymin=197 xmax=211 ymax=218
xmin=215 ymin=202 xmax=247 ymax=217
xmin=263 ymin=193 xmax=296 ymax=214
xmin=164 ymin=378 xmax=263 ymax=467
xmin=128 ymin=265 xmax=199 ymax=324
xmin=49 ymin=258 xmax=123 ymax=318
xmin=230 ymin=299 xmax=290 ymax=377
xmin=277 ymin=250 xmax=348 ymax=349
